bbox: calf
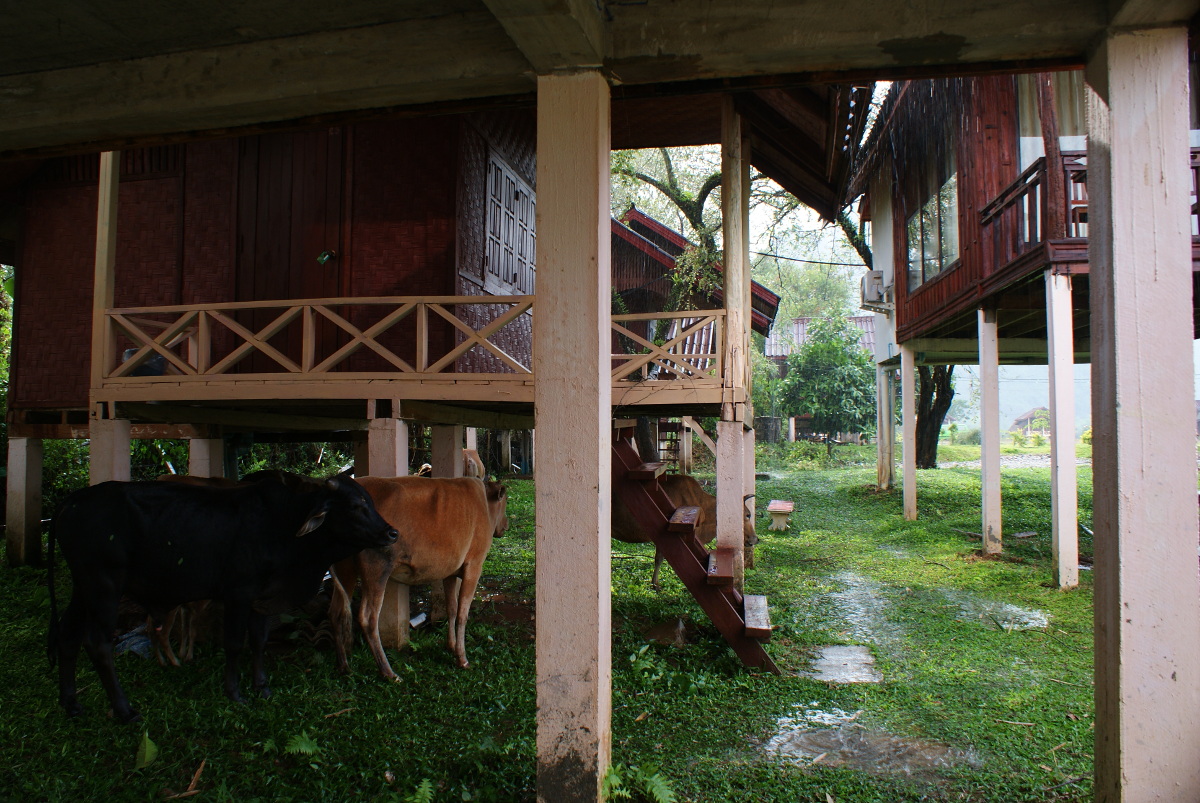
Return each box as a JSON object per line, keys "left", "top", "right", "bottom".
{"left": 48, "top": 471, "right": 396, "bottom": 723}
{"left": 329, "top": 476, "right": 508, "bottom": 679}
{"left": 612, "top": 473, "right": 758, "bottom": 588}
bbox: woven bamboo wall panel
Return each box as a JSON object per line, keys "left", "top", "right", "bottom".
{"left": 469, "top": 111, "right": 537, "bottom": 187}
{"left": 458, "top": 124, "right": 487, "bottom": 287}
{"left": 453, "top": 281, "right": 533, "bottom": 374}
{"left": 113, "top": 178, "right": 182, "bottom": 309}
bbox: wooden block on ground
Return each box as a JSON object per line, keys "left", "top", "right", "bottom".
{"left": 629, "top": 461, "right": 667, "bottom": 480}
{"left": 706, "top": 547, "right": 734, "bottom": 585}
{"left": 668, "top": 505, "right": 701, "bottom": 533}
{"left": 744, "top": 594, "right": 772, "bottom": 640}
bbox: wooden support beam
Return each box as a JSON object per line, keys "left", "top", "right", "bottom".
{"left": 533, "top": 70, "right": 612, "bottom": 803}
{"left": 1086, "top": 27, "right": 1200, "bottom": 800}
{"left": 876, "top": 366, "right": 895, "bottom": 491}
{"left": 187, "top": 438, "right": 225, "bottom": 479}
{"left": 366, "top": 418, "right": 409, "bottom": 479}
{"left": 1045, "top": 270, "right": 1078, "bottom": 589}
{"left": 716, "top": 420, "right": 746, "bottom": 590}
{"left": 978, "top": 308, "right": 1002, "bottom": 554}
{"left": 482, "top": 0, "right": 608, "bottom": 74}
{"left": 89, "top": 417, "right": 131, "bottom": 485}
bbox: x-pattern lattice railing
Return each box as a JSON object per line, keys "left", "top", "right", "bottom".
{"left": 609, "top": 310, "right": 724, "bottom": 384}
{"left": 104, "top": 296, "right": 535, "bottom": 380}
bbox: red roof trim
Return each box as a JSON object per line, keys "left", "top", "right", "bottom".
{"left": 611, "top": 219, "right": 676, "bottom": 270}
{"left": 621, "top": 207, "right": 691, "bottom": 251}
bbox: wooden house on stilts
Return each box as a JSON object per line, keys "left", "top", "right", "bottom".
{"left": 1, "top": 2, "right": 1198, "bottom": 798}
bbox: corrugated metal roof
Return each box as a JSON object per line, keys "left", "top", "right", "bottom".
{"left": 764, "top": 315, "right": 876, "bottom": 358}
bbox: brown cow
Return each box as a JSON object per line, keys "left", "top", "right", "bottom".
{"left": 329, "top": 476, "right": 509, "bottom": 679}
{"left": 612, "top": 473, "right": 758, "bottom": 589}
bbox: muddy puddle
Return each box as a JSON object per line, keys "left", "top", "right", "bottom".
{"left": 764, "top": 704, "right": 982, "bottom": 777}
{"left": 941, "top": 589, "right": 1048, "bottom": 631}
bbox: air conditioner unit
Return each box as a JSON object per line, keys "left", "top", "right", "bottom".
{"left": 860, "top": 270, "right": 894, "bottom": 313}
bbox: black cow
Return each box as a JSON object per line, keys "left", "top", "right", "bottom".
{"left": 47, "top": 470, "right": 397, "bottom": 723}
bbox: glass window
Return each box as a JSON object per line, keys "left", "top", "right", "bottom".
{"left": 906, "top": 171, "right": 959, "bottom": 287}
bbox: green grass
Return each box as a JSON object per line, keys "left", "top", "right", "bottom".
{"left": 1, "top": 470, "right": 1094, "bottom": 801}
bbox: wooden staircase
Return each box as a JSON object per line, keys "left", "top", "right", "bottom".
{"left": 612, "top": 436, "right": 779, "bottom": 673}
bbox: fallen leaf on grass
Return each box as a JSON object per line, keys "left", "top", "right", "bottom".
{"left": 162, "top": 759, "right": 205, "bottom": 799}
{"left": 136, "top": 730, "right": 159, "bottom": 770}
{"left": 810, "top": 752, "right": 828, "bottom": 765}
{"left": 634, "top": 711, "right": 649, "bottom": 722}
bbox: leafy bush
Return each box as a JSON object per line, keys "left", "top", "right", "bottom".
{"left": 1080, "top": 427, "right": 1093, "bottom": 445}
{"left": 1029, "top": 432, "right": 1046, "bottom": 448}
{"left": 1009, "top": 431, "right": 1027, "bottom": 448}
{"left": 957, "top": 427, "right": 982, "bottom": 445}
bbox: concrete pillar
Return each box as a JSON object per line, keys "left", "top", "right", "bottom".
{"left": 533, "top": 70, "right": 612, "bottom": 802}
{"left": 787, "top": 416, "right": 796, "bottom": 442}
{"left": 465, "top": 426, "right": 478, "bottom": 452}
{"left": 499, "top": 430, "right": 513, "bottom": 473}
{"left": 187, "top": 438, "right": 224, "bottom": 478}
{"left": 1045, "top": 270, "right": 1078, "bottom": 589}
{"left": 900, "top": 346, "right": 916, "bottom": 520}
{"left": 978, "top": 307, "right": 1002, "bottom": 554}
{"left": 366, "top": 417, "right": 409, "bottom": 477}
{"left": 89, "top": 418, "right": 131, "bottom": 484}
{"left": 743, "top": 425, "right": 756, "bottom": 570}
{"left": 1086, "top": 27, "right": 1200, "bottom": 800}
{"left": 431, "top": 424, "right": 464, "bottom": 478}
{"left": 717, "top": 420, "right": 747, "bottom": 589}
{"left": 876, "top": 366, "right": 895, "bottom": 491}
{"left": 6, "top": 437, "right": 43, "bottom": 566}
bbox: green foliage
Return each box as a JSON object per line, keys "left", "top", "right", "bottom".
{"left": 603, "top": 763, "right": 678, "bottom": 803}
{"left": 1029, "top": 432, "right": 1046, "bottom": 448}
{"left": 134, "top": 730, "right": 158, "bottom": 770}
{"left": 779, "top": 315, "right": 875, "bottom": 436}
{"left": 1080, "top": 427, "right": 1092, "bottom": 445}
{"left": 285, "top": 730, "right": 320, "bottom": 756}
{"left": 956, "top": 427, "right": 982, "bottom": 446}
{"left": 1010, "top": 431, "right": 1027, "bottom": 448}
{"left": 404, "top": 779, "right": 435, "bottom": 803}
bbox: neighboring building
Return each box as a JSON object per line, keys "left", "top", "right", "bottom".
{"left": 1009, "top": 406, "right": 1051, "bottom": 434}
{"left": 764, "top": 314, "right": 875, "bottom": 362}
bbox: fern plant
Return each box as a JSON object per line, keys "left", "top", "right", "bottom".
{"left": 602, "top": 763, "right": 678, "bottom": 803}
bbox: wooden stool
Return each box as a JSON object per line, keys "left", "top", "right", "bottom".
{"left": 767, "top": 500, "right": 794, "bottom": 531}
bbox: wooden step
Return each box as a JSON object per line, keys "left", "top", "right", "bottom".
{"left": 628, "top": 461, "right": 667, "bottom": 480}
{"left": 743, "top": 594, "right": 772, "bottom": 640}
{"left": 706, "top": 547, "right": 734, "bottom": 585}
{"left": 668, "top": 505, "right": 701, "bottom": 534}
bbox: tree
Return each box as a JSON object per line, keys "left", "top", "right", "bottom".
{"left": 779, "top": 315, "right": 875, "bottom": 445}
{"left": 916, "top": 365, "right": 954, "bottom": 468}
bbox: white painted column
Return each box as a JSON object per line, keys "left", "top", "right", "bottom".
{"left": 876, "top": 366, "right": 895, "bottom": 491}
{"left": 717, "top": 421, "right": 747, "bottom": 588}
{"left": 89, "top": 418, "right": 131, "bottom": 484}
{"left": 465, "top": 427, "right": 478, "bottom": 452}
{"left": 533, "top": 70, "right": 612, "bottom": 802}
{"left": 1086, "top": 27, "right": 1200, "bottom": 800}
{"left": 900, "top": 346, "right": 916, "bottom": 520}
{"left": 431, "top": 424, "right": 464, "bottom": 478}
{"left": 6, "top": 437, "right": 43, "bottom": 566}
{"left": 366, "top": 416, "right": 409, "bottom": 477}
{"left": 978, "top": 307, "right": 1002, "bottom": 554}
{"left": 1045, "top": 270, "right": 1078, "bottom": 589}
{"left": 187, "top": 438, "right": 224, "bottom": 478}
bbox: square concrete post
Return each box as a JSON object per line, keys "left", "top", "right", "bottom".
{"left": 876, "top": 366, "right": 895, "bottom": 491}
{"left": 717, "top": 420, "right": 747, "bottom": 589}
{"left": 431, "top": 424, "right": 464, "bottom": 478}
{"left": 533, "top": 70, "right": 612, "bottom": 802}
{"left": 366, "top": 416, "right": 409, "bottom": 477}
{"left": 1044, "top": 270, "right": 1078, "bottom": 589}
{"left": 679, "top": 423, "right": 693, "bottom": 474}
{"left": 978, "top": 307, "right": 1002, "bottom": 553}
{"left": 187, "top": 438, "right": 225, "bottom": 478}
{"left": 89, "top": 418, "right": 131, "bottom": 484}
{"left": 6, "top": 437, "right": 43, "bottom": 566}
{"left": 1086, "top": 27, "right": 1200, "bottom": 800}
{"left": 465, "top": 427, "right": 478, "bottom": 451}
{"left": 743, "top": 424, "right": 756, "bottom": 569}
{"left": 900, "top": 346, "right": 917, "bottom": 520}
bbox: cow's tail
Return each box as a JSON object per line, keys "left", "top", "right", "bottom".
{"left": 46, "top": 516, "right": 59, "bottom": 671}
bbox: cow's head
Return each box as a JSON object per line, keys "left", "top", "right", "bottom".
{"left": 486, "top": 481, "right": 510, "bottom": 538}
{"left": 295, "top": 471, "right": 397, "bottom": 547}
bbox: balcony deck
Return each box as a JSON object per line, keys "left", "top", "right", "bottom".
{"left": 83, "top": 296, "right": 741, "bottom": 430}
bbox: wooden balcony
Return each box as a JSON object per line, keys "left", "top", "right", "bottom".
{"left": 94, "top": 297, "right": 735, "bottom": 414}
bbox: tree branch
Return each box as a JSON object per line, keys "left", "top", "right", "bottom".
{"left": 836, "top": 211, "right": 873, "bottom": 269}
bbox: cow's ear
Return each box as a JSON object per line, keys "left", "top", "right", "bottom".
{"left": 297, "top": 506, "right": 329, "bottom": 537}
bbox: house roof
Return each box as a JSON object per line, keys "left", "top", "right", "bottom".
{"left": 764, "top": 314, "right": 876, "bottom": 357}
{"left": 615, "top": 208, "right": 781, "bottom": 336}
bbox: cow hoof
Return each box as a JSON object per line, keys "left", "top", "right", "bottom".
{"left": 256, "top": 686, "right": 272, "bottom": 700}
{"left": 63, "top": 701, "right": 85, "bottom": 718}
{"left": 116, "top": 708, "right": 142, "bottom": 724}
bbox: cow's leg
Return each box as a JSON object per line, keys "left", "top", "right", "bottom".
{"left": 328, "top": 561, "right": 357, "bottom": 675}
{"left": 79, "top": 591, "right": 139, "bottom": 723}
{"left": 442, "top": 575, "right": 462, "bottom": 660}
{"left": 54, "top": 598, "right": 88, "bottom": 718}
{"left": 151, "top": 607, "right": 182, "bottom": 667}
{"left": 651, "top": 548, "right": 663, "bottom": 592}
{"left": 248, "top": 610, "right": 271, "bottom": 699}
{"left": 356, "top": 562, "right": 399, "bottom": 681}
{"left": 222, "top": 603, "right": 250, "bottom": 702}
{"left": 449, "top": 567, "right": 484, "bottom": 669}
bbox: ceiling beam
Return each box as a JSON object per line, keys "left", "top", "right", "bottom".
{"left": 482, "top": 0, "right": 609, "bottom": 74}
{"left": 0, "top": 16, "right": 531, "bottom": 156}
{"left": 1108, "top": 0, "right": 1200, "bottom": 28}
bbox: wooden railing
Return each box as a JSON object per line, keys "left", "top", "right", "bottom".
{"left": 979, "top": 151, "right": 1088, "bottom": 277}
{"left": 610, "top": 310, "right": 724, "bottom": 384}
{"left": 103, "top": 296, "right": 535, "bottom": 382}
{"left": 99, "top": 297, "right": 727, "bottom": 394}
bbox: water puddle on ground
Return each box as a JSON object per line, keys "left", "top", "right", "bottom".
{"left": 942, "top": 589, "right": 1049, "bottom": 631}
{"left": 828, "top": 572, "right": 906, "bottom": 652}
{"left": 764, "top": 704, "right": 983, "bottom": 777}
{"left": 798, "top": 645, "right": 882, "bottom": 684}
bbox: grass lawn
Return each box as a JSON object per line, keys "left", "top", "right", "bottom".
{"left": 0, "top": 465, "right": 1093, "bottom": 802}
